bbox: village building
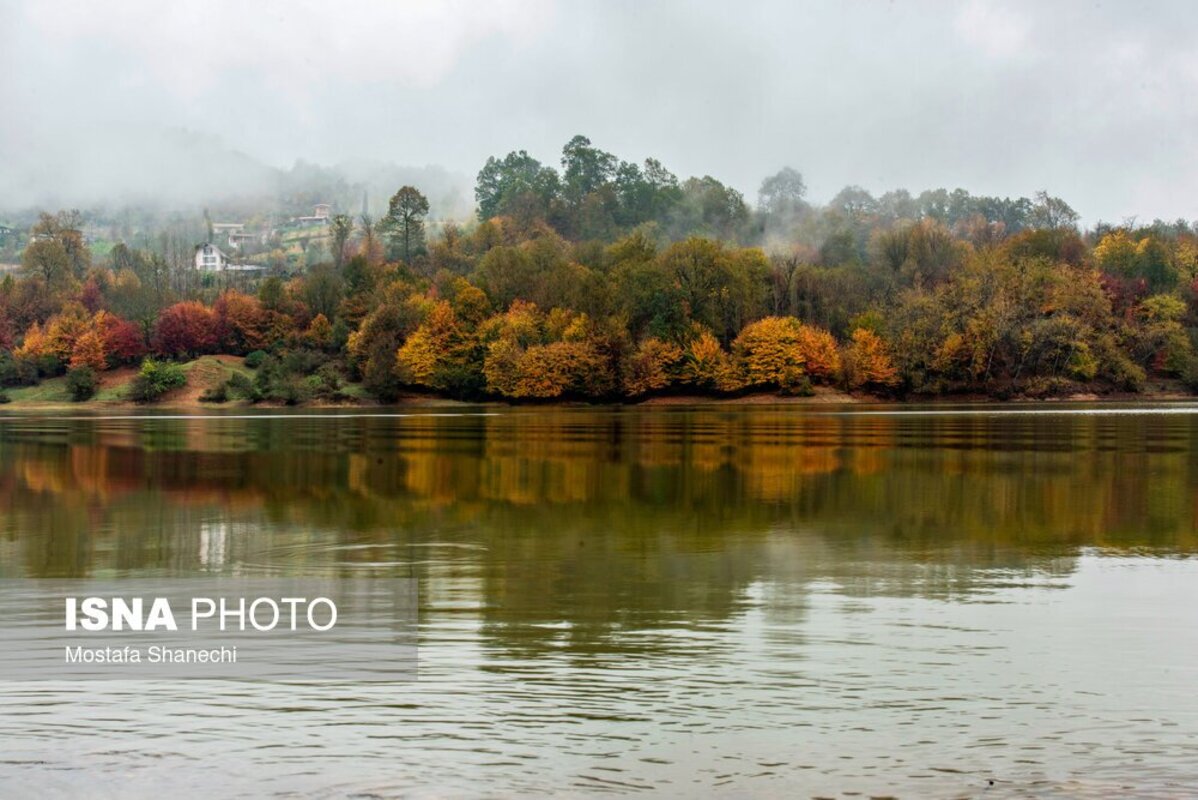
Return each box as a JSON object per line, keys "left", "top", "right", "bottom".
{"left": 293, "top": 203, "right": 332, "bottom": 227}
{"left": 209, "top": 221, "right": 273, "bottom": 251}
{"left": 194, "top": 242, "right": 229, "bottom": 271}
{"left": 211, "top": 222, "right": 244, "bottom": 237}
{"left": 194, "top": 242, "right": 264, "bottom": 273}
{"left": 227, "top": 230, "right": 262, "bottom": 248}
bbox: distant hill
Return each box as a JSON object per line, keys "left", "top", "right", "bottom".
{"left": 0, "top": 127, "right": 473, "bottom": 224}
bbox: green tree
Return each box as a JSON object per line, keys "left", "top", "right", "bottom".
{"left": 383, "top": 186, "right": 430, "bottom": 264}
{"left": 474, "top": 150, "right": 561, "bottom": 223}
{"left": 561, "top": 135, "right": 617, "bottom": 205}
{"left": 671, "top": 177, "right": 750, "bottom": 241}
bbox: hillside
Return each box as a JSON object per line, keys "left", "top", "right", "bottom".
{"left": 1, "top": 356, "right": 370, "bottom": 409}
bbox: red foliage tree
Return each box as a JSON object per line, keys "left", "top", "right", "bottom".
{"left": 1101, "top": 274, "right": 1148, "bottom": 321}
{"left": 152, "top": 301, "right": 219, "bottom": 358}
{"left": 79, "top": 277, "right": 105, "bottom": 314}
{"left": 94, "top": 311, "right": 146, "bottom": 365}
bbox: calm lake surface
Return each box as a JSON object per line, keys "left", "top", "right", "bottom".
{"left": 1, "top": 404, "right": 1197, "bottom": 798}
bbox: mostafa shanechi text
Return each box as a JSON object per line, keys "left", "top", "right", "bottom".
{"left": 0, "top": 579, "right": 417, "bottom": 682}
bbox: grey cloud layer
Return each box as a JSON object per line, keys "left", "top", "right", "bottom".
{"left": 1, "top": 0, "right": 1194, "bottom": 223}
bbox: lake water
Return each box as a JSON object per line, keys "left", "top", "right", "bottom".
{"left": 1, "top": 405, "right": 1197, "bottom": 798}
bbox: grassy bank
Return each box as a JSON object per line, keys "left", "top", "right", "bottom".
{"left": 0, "top": 356, "right": 365, "bottom": 410}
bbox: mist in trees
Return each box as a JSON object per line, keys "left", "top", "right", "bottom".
{"left": 5, "top": 132, "right": 1198, "bottom": 408}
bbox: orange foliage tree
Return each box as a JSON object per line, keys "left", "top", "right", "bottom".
{"left": 794, "top": 324, "right": 841, "bottom": 383}
{"left": 623, "top": 338, "right": 683, "bottom": 396}
{"left": 843, "top": 328, "right": 900, "bottom": 390}
{"left": 213, "top": 291, "right": 267, "bottom": 354}
{"left": 69, "top": 330, "right": 107, "bottom": 371}
{"left": 14, "top": 304, "right": 92, "bottom": 369}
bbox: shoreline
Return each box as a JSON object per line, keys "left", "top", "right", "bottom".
{"left": 3, "top": 384, "right": 1196, "bottom": 413}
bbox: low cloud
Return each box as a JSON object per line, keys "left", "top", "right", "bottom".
{"left": 2, "top": 0, "right": 1197, "bottom": 224}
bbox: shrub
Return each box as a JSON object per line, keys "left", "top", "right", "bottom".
{"left": 199, "top": 384, "right": 228, "bottom": 403}
{"left": 1181, "top": 355, "right": 1198, "bottom": 394}
{"left": 0, "top": 353, "right": 38, "bottom": 388}
{"left": 253, "top": 355, "right": 281, "bottom": 398}
{"left": 315, "top": 363, "right": 343, "bottom": 392}
{"left": 244, "top": 350, "right": 268, "bottom": 369}
{"left": 432, "top": 364, "right": 486, "bottom": 400}
{"left": 66, "top": 366, "right": 99, "bottom": 401}
{"left": 30, "top": 353, "right": 65, "bottom": 379}
{"left": 275, "top": 376, "right": 311, "bottom": 406}
{"left": 128, "top": 359, "right": 187, "bottom": 403}
{"left": 249, "top": 355, "right": 317, "bottom": 404}
{"left": 779, "top": 376, "right": 815, "bottom": 397}
{"left": 225, "top": 372, "right": 262, "bottom": 402}
{"left": 282, "top": 347, "right": 327, "bottom": 376}
{"left": 0, "top": 390, "right": 10, "bottom": 404}
{"left": 1021, "top": 376, "right": 1077, "bottom": 398}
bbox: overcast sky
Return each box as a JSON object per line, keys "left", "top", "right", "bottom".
{"left": 2, "top": 0, "right": 1196, "bottom": 223}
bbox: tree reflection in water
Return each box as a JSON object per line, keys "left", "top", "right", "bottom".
{"left": 2, "top": 406, "right": 1197, "bottom": 659}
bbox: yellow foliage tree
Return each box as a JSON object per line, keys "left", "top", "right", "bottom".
{"left": 44, "top": 304, "right": 92, "bottom": 363}
{"left": 843, "top": 328, "right": 900, "bottom": 390}
{"left": 395, "top": 328, "right": 440, "bottom": 386}
{"left": 396, "top": 301, "right": 470, "bottom": 389}
{"left": 14, "top": 322, "right": 50, "bottom": 362}
{"left": 731, "top": 316, "right": 807, "bottom": 389}
{"left": 681, "top": 329, "right": 734, "bottom": 391}
{"left": 1093, "top": 230, "right": 1137, "bottom": 274}
{"left": 449, "top": 279, "right": 491, "bottom": 327}
{"left": 483, "top": 338, "right": 523, "bottom": 397}
{"left": 480, "top": 299, "right": 543, "bottom": 347}
{"left": 305, "top": 313, "right": 333, "bottom": 349}
{"left": 512, "top": 341, "right": 605, "bottom": 399}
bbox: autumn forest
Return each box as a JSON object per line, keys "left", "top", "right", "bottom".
{"left": 2, "top": 134, "right": 1197, "bottom": 406}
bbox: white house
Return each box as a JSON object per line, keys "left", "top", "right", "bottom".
{"left": 194, "top": 243, "right": 264, "bottom": 273}
{"left": 195, "top": 242, "right": 229, "bottom": 271}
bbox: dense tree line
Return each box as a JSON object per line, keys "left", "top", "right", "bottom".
{"left": 4, "top": 136, "right": 1198, "bottom": 404}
